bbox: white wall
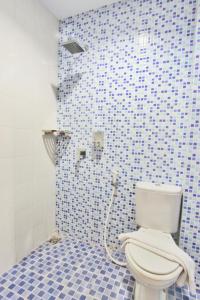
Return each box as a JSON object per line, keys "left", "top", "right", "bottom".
{"left": 0, "top": 0, "right": 58, "bottom": 273}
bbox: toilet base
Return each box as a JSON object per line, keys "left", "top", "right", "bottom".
{"left": 134, "top": 282, "right": 167, "bottom": 300}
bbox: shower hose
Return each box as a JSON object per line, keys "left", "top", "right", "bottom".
{"left": 103, "top": 183, "right": 127, "bottom": 267}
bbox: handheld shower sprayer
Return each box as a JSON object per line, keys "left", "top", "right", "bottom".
{"left": 111, "top": 170, "right": 118, "bottom": 187}
{"left": 104, "top": 170, "right": 127, "bottom": 267}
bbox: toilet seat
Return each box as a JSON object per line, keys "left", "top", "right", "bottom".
{"left": 127, "top": 244, "right": 179, "bottom": 275}
{"left": 124, "top": 228, "right": 183, "bottom": 290}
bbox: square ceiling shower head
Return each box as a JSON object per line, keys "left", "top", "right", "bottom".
{"left": 63, "top": 40, "right": 85, "bottom": 54}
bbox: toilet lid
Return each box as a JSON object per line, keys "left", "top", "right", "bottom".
{"left": 126, "top": 244, "right": 180, "bottom": 275}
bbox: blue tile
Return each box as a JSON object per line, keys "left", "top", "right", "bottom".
{"left": 0, "top": 239, "right": 199, "bottom": 299}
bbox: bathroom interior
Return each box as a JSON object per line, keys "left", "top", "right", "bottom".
{"left": 0, "top": 0, "right": 200, "bottom": 299}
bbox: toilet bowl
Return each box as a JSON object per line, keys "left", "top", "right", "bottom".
{"left": 121, "top": 182, "right": 184, "bottom": 300}
{"left": 124, "top": 228, "right": 183, "bottom": 300}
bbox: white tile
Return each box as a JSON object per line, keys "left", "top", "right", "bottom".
{"left": 0, "top": 127, "right": 14, "bottom": 159}
{"left": 14, "top": 157, "right": 34, "bottom": 185}
{"left": 0, "top": 92, "right": 14, "bottom": 127}
{"left": 0, "top": 188, "right": 15, "bottom": 274}
{"left": 13, "top": 129, "right": 34, "bottom": 158}
{"left": 0, "top": 158, "right": 14, "bottom": 189}
{"left": 14, "top": 182, "right": 34, "bottom": 213}
{"left": 15, "top": 231, "right": 34, "bottom": 262}
{"left": 0, "top": 0, "right": 57, "bottom": 269}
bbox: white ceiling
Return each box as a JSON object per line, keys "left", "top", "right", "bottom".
{"left": 40, "top": 0, "right": 118, "bottom": 19}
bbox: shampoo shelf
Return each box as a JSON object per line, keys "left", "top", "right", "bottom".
{"left": 42, "top": 129, "right": 71, "bottom": 165}
{"left": 42, "top": 129, "right": 72, "bottom": 137}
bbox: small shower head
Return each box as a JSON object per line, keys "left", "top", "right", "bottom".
{"left": 63, "top": 40, "right": 86, "bottom": 54}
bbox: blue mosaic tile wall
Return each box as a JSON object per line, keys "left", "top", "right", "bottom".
{"left": 57, "top": 0, "right": 200, "bottom": 287}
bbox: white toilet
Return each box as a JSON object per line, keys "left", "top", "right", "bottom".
{"left": 124, "top": 182, "right": 183, "bottom": 300}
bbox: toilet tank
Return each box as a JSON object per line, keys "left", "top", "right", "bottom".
{"left": 135, "top": 182, "right": 182, "bottom": 233}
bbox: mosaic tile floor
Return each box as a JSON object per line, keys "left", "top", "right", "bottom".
{"left": 0, "top": 239, "right": 199, "bottom": 300}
